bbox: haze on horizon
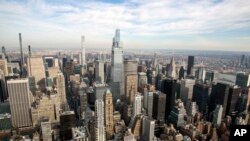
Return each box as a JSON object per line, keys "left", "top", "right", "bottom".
{"left": 0, "top": 0, "right": 250, "bottom": 52}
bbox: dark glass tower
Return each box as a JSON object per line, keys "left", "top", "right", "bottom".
{"left": 187, "top": 56, "right": 194, "bottom": 76}
{"left": 179, "top": 66, "right": 185, "bottom": 80}
{"left": 161, "top": 78, "right": 177, "bottom": 120}
{"left": 225, "top": 86, "right": 241, "bottom": 116}
{"left": 153, "top": 91, "right": 166, "bottom": 124}
{"left": 209, "top": 83, "right": 229, "bottom": 118}
{"left": 192, "top": 83, "right": 211, "bottom": 114}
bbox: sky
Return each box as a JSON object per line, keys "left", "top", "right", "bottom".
{"left": 0, "top": 0, "right": 250, "bottom": 51}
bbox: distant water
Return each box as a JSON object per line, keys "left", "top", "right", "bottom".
{"left": 217, "top": 73, "right": 236, "bottom": 85}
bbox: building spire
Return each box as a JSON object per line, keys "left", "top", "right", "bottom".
{"left": 168, "top": 56, "right": 176, "bottom": 78}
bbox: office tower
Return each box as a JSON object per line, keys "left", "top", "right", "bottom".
{"left": 124, "top": 60, "right": 138, "bottom": 104}
{"left": 7, "top": 79, "right": 32, "bottom": 128}
{"left": 186, "top": 101, "right": 199, "bottom": 117}
{"left": 153, "top": 91, "right": 166, "bottom": 124}
{"left": 104, "top": 89, "right": 114, "bottom": 140}
{"left": 81, "top": 36, "right": 86, "bottom": 66}
{"left": 104, "top": 62, "right": 112, "bottom": 83}
{"left": 179, "top": 79, "right": 195, "bottom": 106}
{"left": 142, "top": 116, "right": 155, "bottom": 141}
{"left": 56, "top": 72, "right": 67, "bottom": 110}
{"left": 161, "top": 78, "right": 177, "bottom": 120}
{"left": 192, "top": 83, "right": 210, "bottom": 114}
{"left": 147, "top": 68, "right": 155, "bottom": 85}
{"left": 62, "top": 57, "right": 67, "bottom": 71}
{"left": 213, "top": 105, "right": 223, "bottom": 127}
{"left": 123, "top": 104, "right": 133, "bottom": 126}
{"left": 0, "top": 113, "right": 11, "bottom": 131}
{"left": 94, "top": 83, "right": 108, "bottom": 101}
{"left": 95, "top": 60, "right": 105, "bottom": 83}
{"left": 205, "top": 71, "right": 218, "bottom": 83}
{"left": 138, "top": 72, "right": 148, "bottom": 92}
{"left": 236, "top": 94, "right": 248, "bottom": 113}
{"left": 147, "top": 92, "right": 154, "bottom": 118}
{"left": 133, "top": 93, "right": 142, "bottom": 116}
{"left": 241, "top": 54, "right": 245, "bottom": 66}
{"left": 155, "top": 73, "right": 164, "bottom": 90}
{"left": 168, "top": 100, "right": 186, "bottom": 127}
{"left": 0, "top": 72, "right": 7, "bottom": 102}
{"left": 60, "top": 111, "right": 76, "bottom": 140}
{"left": 1, "top": 46, "right": 6, "bottom": 57}
{"left": 27, "top": 56, "right": 46, "bottom": 90}
{"left": 131, "top": 115, "right": 142, "bottom": 137}
{"left": 236, "top": 73, "right": 250, "bottom": 89}
{"left": 196, "top": 66, "right": 206, "bottom": 82}
{"left": 111, "top": 29, "right": 124, "bottom": 102}
{"left": 225, "top": 86, "right": 241, "bottom": 116}
{"left": 209, "top": 83, "right": 229, "bottom": 118}
{"left": 179, "top": 66, "right": 185, "bottom": 80}
{"left": 79, "top": 90, "right": 88, "bottom": 119}
{"left": 41, "top": 121, "right": 52, "bottom": 141}
{"left": 0, "top": 54, "right": 8, "bottom": 77}
{"left": 95, "top": 99, "right": 106, "bottom": 141}
{"left": 45, "top": 57, "right": 54, "bottom": 67}
{"left": 31, "top": 95, "right": 60, "bottom": 126}
{"left": 167, "top": 56, "right": 176, "bottom": 78}
{"left": 187, "top": 56, "right": 194, "bottom": 76}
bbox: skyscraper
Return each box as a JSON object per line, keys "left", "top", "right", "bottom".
{"left": 179, "top": 66, "right": 185, "bottom": 80}
{"left": 167, "top": 56, "right": 176, "bottom": 78}
{"left": 95, "top": 99, "right": 106, "bottom": 141}
{"left": 152, "top": 91, "right": 166, "bottom": 124}
{"left": 56, "top": 72, "right": 67, "bottom": 110}
{"left": 235, "top": 73, "right": 250, "bottom": 89}
{"left": 133, "top": 93, "right": 142, "bottom": 117}
{"left": 192, "top": 83, "right": 211, "bottom": 114}
{"left": 104, "top": 89, "right": 114, "bottom": 140}
{"left": 168, "top": 100, "right": 186, "bottom": 127}
{"left": 187, "top": 56, "right": 194, "bottom": 76}
{"left": 27, "top": 55, "right": 46, "bottom": 90}
{"left": 179, "top": 79, "right": 195, "bottom": 106}
{"left": 95, "top": 60, "right": 105, "bottom": 83}
{"left": 142, "top": 116, "right": 156, "bottom": 141}
{"left": 0, "top": 71, "right": 7, "bottom": 102}
{"left": 111, "top": 29, "right": 124, "bottom": 102}
{"left": 60, "top": 111, "right": 76, "bottom": 140}
{"left": 0, "top": 53, "right": 8, "bottom": 76}
{"left": 147, "top": 92, "right": 154, "bottom": 118}
{"left": 79, "top": 90, "right": 88, "bottom": 119}
{"left": 161, "top": 78, "right": 177, "bottom": 120}
{"left": 225, "top": 85, "right": 241, "bottom": 116}
{"left": 209, "top": 83, "right": 229, "bottom": 118}
{"left": 81, "top": 36, "right": 86, "bottom": 66}
{"left": 213, "top": 105, "right": 223, "bottom": 127}
{"left": 241, "top": 54, "right": 245, "bottom": 66}
{"left": 138, "top": 72, "right": 148, "bottom": 92}
{"left": 7, "top": 79, "right": 32, "bottom": 128}
{"left": 196, "top": 66, "right": 206, "bottom": 82}
{"left": 124, "top": 60, "right": 138, "bottom": 104}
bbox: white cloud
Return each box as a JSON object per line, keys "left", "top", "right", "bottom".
{"left": 0, "top": 0, "right": 250, "bottom": 51}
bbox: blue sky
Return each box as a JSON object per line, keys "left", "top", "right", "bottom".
{"left": 0, "top": 0, "right": 250, "bottom": 51}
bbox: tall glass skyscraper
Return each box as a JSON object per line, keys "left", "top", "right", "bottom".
{"left": 111, "top": 29, "right": 124, "bottom": 103}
